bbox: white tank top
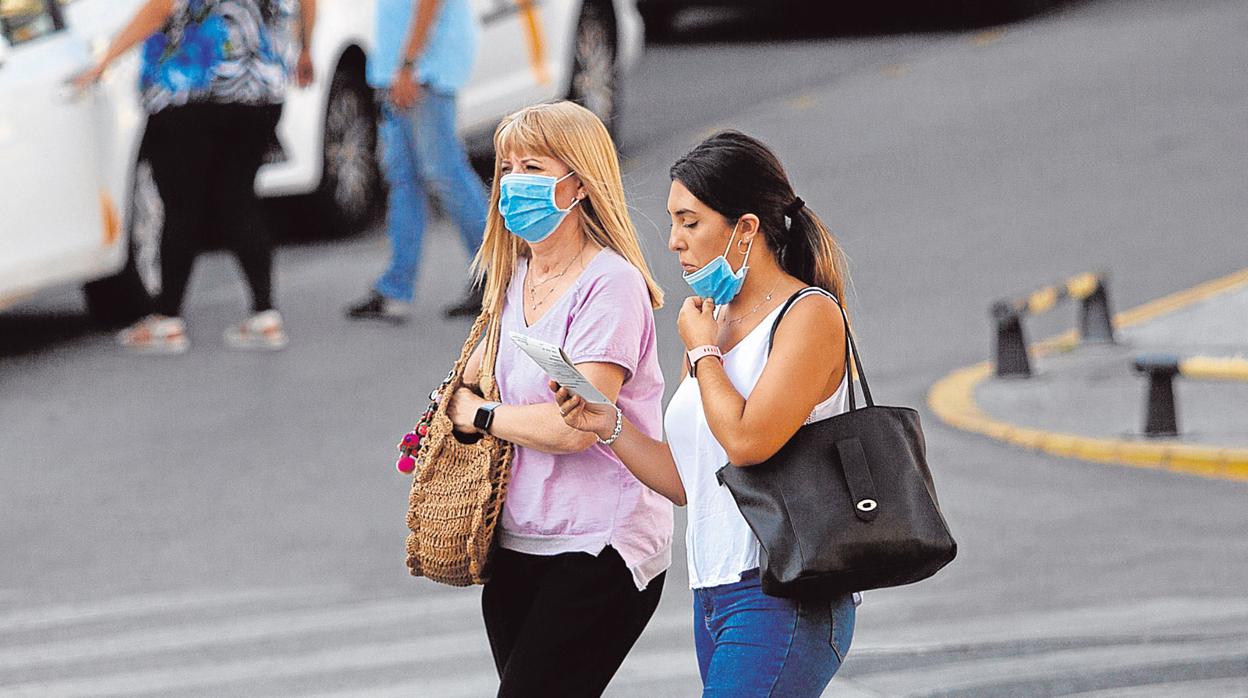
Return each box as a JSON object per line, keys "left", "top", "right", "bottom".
{"left": 664, "top": 289, "right": 850, "bottom": 589}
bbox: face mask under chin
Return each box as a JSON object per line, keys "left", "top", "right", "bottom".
{"left": 682, "top": 220, "right": 752, "bottom": 305}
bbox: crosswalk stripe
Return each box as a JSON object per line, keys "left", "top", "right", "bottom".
{"left": 0, "top": 632, "right": 490, "bottom": 697}
{"left": 855, "top": 596, "right": 1248, "bottom": 650}
{"left": 0, "top": 593, "right": 484, "bottom": 672}
{"left": 0, "top": 586, "right": 349, "bottom": 634}
{"left": 860, "top": 636, "right": 1248, "bottom": 694}
{"left": 1066, "top": 677, "right": 1248, "bottom": 697}
{"left": 0, "top": 603, "right": 693, "bottom": 695}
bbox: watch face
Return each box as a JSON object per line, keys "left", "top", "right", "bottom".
{"left": 474, "top": 404, "right": 494, "bottom": 432}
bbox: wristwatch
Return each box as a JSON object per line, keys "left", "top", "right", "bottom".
{"left": 686, "top": 345, "right": 723, "bottom": 378}
{"left": 473, "top": 402, "right": 502, "bottom": 434}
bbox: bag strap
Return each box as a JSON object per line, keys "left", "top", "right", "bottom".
{"left": 767, "top": 287, "right": 874, "bottom": 410}
{"left": 451, "top": 308, "right": 502, "bottom": 398}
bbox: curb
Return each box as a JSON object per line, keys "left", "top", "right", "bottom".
{"left": 928, "top": 267, "right": 1248, "bottom": 482}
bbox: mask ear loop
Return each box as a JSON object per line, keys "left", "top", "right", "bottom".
{"left": 553, "top": 171, "right": 582, "bottom": 213}
{"left": 721, "top": 219, "right": 741, "bottom": 258}
{"left": 730, "top": 219, "right": 753, "bottom": 273}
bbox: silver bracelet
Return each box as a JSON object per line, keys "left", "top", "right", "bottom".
{"left": 599, "top": 405, "right": 623, "bottom": 446}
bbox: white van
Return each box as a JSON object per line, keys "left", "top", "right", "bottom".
{"left": 0, "top": 0, "right": 643, "bottom": 323}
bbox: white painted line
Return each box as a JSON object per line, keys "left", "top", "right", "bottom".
{"left": 1067, "top": 676, "right": 1248, "bottom": 697}
{"left": 0, "top": 603, "right": 694, "bottom": 696}
{"left": 0, "top": 632, "right": 491, "bottom": 697}
{"left": 864, "top": 637, "right": 1248, "bottom": 695}
{"left": 853, "top": 596, "right": 1248, "bottom": 651}
{"left": 0, "top": 586, "right": 349, "bottom": 634}
{"left": 0, "top": 593, "right": 485, "bottom": 672}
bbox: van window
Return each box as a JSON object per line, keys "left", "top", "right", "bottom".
{"left": 0, "top": 0, "right": 61, "bottom": 47}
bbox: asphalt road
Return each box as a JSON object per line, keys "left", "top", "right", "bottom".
{"left": 3, "top": 0, "right": 1248, "bottom": 695}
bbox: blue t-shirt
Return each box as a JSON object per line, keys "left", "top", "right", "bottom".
{"left": 366, "top": 0, "right": 477, "bottom": 93}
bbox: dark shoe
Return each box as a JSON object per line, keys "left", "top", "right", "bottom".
{"left": 346, "top": 291, "right": 410, "bottom": 323}
{"left": 443, "top": 285, "right": 485, "bottom": 319}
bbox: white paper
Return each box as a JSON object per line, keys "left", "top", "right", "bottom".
{"left": 509, "top": 331, "right": 614, "bottom": 405}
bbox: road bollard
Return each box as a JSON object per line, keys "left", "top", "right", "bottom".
{"left": 1078, "top": 276, "right": 1115, "bottom": 343}
{"left": 993, "top": 301, "right": 1032, "bottom": 378}
{"left": 991, "top": 272, "right": 1115, "bottom": 378}
{"left": 1133, "top": 354, "right": 1180, "bottom": 437}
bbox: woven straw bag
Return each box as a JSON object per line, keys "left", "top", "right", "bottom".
{"left": 403, "top": 310, "right": 514, "bottom": 586}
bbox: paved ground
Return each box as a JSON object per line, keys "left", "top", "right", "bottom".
{"left": 3, "top": 0, "right": 1248, "bottom": 695}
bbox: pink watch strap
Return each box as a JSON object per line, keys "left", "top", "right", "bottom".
{"left": 687, "top": 345, "right": 723, "bottom": 377}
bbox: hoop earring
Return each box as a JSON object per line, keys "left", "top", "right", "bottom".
{"left": 736, "top": 237, "right": 751, "bottom": 255}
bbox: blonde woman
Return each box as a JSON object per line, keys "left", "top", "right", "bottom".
{"left": 553, "top": 131, "right": 858, "bottom": 696}
{"left": 444, "top": 101, "right": 672, "bottom": 696}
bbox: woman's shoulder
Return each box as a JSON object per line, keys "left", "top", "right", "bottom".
{"left": 569, "top": 248, "right": 652, "bottom": 316}
{"left": 774, "top": 286, "right": 845, "bottom": 337}
{"left": 582, "top": 248, "right": 648, "bottom": 292}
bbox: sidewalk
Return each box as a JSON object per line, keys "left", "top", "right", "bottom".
{"left": 930, "top": 269, "right": 1248, "bottom": 480}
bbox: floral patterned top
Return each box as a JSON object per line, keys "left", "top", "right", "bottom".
{"left": 140, "top": 0, "right": 294, "bottom": 113}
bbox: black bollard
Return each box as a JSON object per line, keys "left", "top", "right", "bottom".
{"left": 1079, "top": 278, "right": 1115, "bottom": 344}
{"left": 1133, "top": 354, "right": 1180, "bottom": 437}
{"left": 993, "top": 302, "right": 1031, "bottom": 378}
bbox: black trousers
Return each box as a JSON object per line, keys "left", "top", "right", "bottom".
{"left": 481, "top": 546, "right": 665, "bottom": 697}
{"left": 145, "top": 102, "right": 282, "bottom": 317}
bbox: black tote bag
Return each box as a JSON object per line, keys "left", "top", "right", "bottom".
{"left": 716, "top": 288, "right": 957, "bottom": 599}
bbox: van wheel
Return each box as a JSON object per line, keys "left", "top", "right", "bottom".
{"left": 83, "top": 160, "right": 162, "bottom": 327}
{"left": 568, "top": 2, "right": 620, "bottom": 135}
{"left": 638, "top": 5, "right": 676, "bottom": 42}
{"left": 315, "top": 66, "right": 381, "bottom": 236}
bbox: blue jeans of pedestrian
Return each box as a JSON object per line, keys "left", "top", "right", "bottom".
{"left": 375, "top": 89, "right": 487, "bottom": 302}
{"left": 693, "top": 569, "right": 856, "bottom": 697}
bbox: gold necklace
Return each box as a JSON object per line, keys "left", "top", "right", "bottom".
{"left": 527, "top": 242, "right": 585, "bottom": 311}
{"left": 722, "top": 278, "right": 782, "bottom": 326}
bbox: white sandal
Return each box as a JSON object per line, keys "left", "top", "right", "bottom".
{"left": 117, "top": 315, "right": 190, "bottom": 355}
{"left": 224, "top": 309, "right": 288, "bottom": 351}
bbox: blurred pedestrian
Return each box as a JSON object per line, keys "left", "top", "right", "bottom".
{"left": 74, "top": 0, "right": 316, "bottom": 354}
{"left": 443, "top": 101, "right": 672, "bottom": 696}
{"left": 345, "top": 0, "right": 488, "bottom": 323}
{"left": 553, "top": 131, "right": 859, "bottom": 696}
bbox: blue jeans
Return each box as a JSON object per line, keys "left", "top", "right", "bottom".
{"left": 693, "top": 570, "right": 856, "bottom": 697}
{"left": 374, "top": 90, "right": 487, "bottom": 302}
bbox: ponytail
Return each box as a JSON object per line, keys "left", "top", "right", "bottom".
{"left": 783, "top": 205, "right": 847, "bottom": 302}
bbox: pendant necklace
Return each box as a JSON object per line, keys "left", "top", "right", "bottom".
{"left": 528, "top": 241, "right": 585, "bottom": 311}
{"left": 722, "top": 277, "right": 782, "bottom": 326}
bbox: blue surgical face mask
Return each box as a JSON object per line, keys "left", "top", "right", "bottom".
{"left": 682, "top": 220, "right": 752, "bottom": 305}
{"left": 497, "top": 171, "right": 581, "bottom": 244}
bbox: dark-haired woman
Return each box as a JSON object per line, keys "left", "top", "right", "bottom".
{"left": 552, "top": 130, "right": 858, "bottom": 696}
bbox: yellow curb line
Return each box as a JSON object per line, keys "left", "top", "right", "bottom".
{"left": 928, "top": 267, "right": 1248, "bottom": 483}
{"left": 1179, "top": 356, "right": 1248, "bottom": 382}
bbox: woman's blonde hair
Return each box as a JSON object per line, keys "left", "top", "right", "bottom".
{"left": 472, "top": 101, "right": 664, "bottom": 316}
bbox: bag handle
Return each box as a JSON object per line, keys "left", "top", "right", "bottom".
{"left": 767, "top": 287, "right": 873, "bottom": 410}
{"left": 450, "top": 307, "right": 503, "bottom": 399}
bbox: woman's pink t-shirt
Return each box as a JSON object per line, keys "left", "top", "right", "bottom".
{"left": 494, "top": 249, "right": 673, "bottom": 590}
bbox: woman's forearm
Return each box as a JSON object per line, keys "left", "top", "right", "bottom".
{"left": 488, "top": 402, "right": 597, "bottom": 455}
{"left": 692, "top": 358, "right": 758, "bottom": 463}
{"left": 601, "top": 418, "right": 686, "bottom": 506}
{"left": 298, "top": 0, "right": 317, "bottom": 49}
{"left": 99, "top": 0, "right": 175, "bottom": 69}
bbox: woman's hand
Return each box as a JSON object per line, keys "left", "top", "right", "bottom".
{"left": 678, "top": 296, "right": 718, "bottom": 350}
{"left": 69, "top": 62, "right": 107, "bottom": 93}
{"left": 447, "top": 386, "right": 484, "bottom": 434}
{"left": 294, "top": 48, "right": 315, "bottom": 88}
{"left": 550, "top": 381, "right": 616, "bottom": 441}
